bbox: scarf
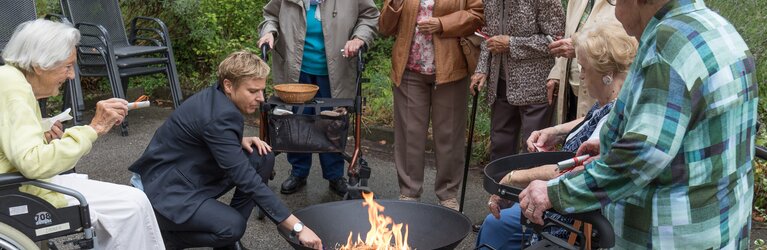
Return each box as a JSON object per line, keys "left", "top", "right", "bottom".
{"left": 305, "top": 0, "right": 325, "bottom": 21}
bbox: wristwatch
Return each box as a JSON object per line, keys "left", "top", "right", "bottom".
{"left": 291, "top": 221, "right": 304, "bottom": 237}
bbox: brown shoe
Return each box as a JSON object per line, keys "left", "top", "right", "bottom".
{"left": 398, "top": 194, "right": 419, "bottom": 201}
{"left": 439, "top": 198, "right": 459, "bottom": 211}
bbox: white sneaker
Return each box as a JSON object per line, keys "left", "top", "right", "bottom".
{"left": 398, "top": 194, "right": 419, "bottom": 201}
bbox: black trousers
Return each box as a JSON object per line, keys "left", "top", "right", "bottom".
{"left": 156, "top": 151, "right": 275, "bottom": 248}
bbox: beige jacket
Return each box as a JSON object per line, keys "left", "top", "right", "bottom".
{"left": 259, "top": 0, "right": 380, "bottom": 99}
{"left": 378, "top": 0, "right": 484, "bottom": 86}
{"left": 548, "top": 0, "right": 616, "bottom": 122}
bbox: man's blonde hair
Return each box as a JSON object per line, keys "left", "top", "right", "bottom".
{"left": 217, "top": 50, "right": 270, "bottom": 88}
{"left": 573, "top": 21, "right": 638, "bottom": 74}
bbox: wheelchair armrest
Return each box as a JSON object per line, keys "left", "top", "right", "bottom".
{"left": 756, "top": 145, "right": 767, "bottom": 160}
{"left": 0, "top": 173, "right": 88, "bottom": 207}
{"left": 564, "top": 210, "right": 615, "bottom": 249}
{"left": 0, "top": 172, "right": 30, "bottom": 186}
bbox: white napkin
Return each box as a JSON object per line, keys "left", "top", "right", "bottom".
{"left": 41, "top": 108, "right": 73, "bottom": 130}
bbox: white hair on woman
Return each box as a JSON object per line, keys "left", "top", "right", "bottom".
{"left": 1, "top": 19, "right": 80, "bottom": 72}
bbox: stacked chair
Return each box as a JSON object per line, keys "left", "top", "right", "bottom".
{"left": 60, "top": 0, "right": 184, "bottom": 136}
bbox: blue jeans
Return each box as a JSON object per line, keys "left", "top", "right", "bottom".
{"left": 476, "top": 204, "right": 531, "bottom": 250}
{"left": 286, "top": 72, "right": 344, "bottom": 180}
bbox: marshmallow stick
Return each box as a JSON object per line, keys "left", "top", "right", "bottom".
{"left": 557, "top": 154, "right": 590, "bottom": 171}
{"left": 127, "top": 101, "right": 150, "bottom": 110}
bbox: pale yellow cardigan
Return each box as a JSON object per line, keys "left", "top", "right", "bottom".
{"left": 0, "top": 65, "right": 98, "bottom": 208}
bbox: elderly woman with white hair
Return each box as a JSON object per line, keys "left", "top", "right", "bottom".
{"left": 0, "top": 19, "right": 165, "bottom": 249}
{"left": 476, "top": 22, "right": 636, "bottom": 250}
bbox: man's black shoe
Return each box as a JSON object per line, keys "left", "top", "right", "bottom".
{"left": 213, "top": 241, "right": 249, "bottom": 250}
{"left": 328, "top": 177, "right": 348, "bottom": 196}
{"left": 280, "top": 175, "right": 306, "bottom": 194}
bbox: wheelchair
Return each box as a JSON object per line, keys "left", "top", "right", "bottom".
{"left": 0, "top": 173, "right": 94, "bottom": 250}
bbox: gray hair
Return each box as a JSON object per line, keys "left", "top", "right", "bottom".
{"left": 1, "top": 19, "right": 80, "bottom": 72}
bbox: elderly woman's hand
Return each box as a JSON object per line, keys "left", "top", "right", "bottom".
{"left": 417, "top": 17, "right": 442, "bottom": 34}
{"left": 526, "top": 126, "right": 563, "bottom": 152}
{"left": 519, "top": 180, "right": 553, "bottom": 225}
{"left": 487, "top": 195, "right": 512, "bottom": 219}
{"left": 258, "top": 32, "right": 275, "bottom": 49}
{"left": 548, "top": 38, "right": 575, "bottom": 58}
{"left": 44, "top": 121, "right": 64, "bottom": 143}
{"left": 343, "top": 38, "right": 365, "bottom": 58}
{"left": 546, "top": 79, "right": 558, "bottom": 105}
{"left": 470, "top": 73, "right": 486, "bottom": 95}
{"left": 487, "top": 35, "right": 511, "bottom": 54}
{"left": 89, "top": 98, "right": 128, "bottom": 135}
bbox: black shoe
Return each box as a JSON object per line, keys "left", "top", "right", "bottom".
{"left": 328, "top": 177, "right": 348, "bottom": 196}
{"left": 213, "top": 241, "right": 249, "bottom": 250}
{"left": 280, "top": 175, "right": 306, "bottom": 194}
{"left": 472, "top": 220, "right": 484, "bottom": 233}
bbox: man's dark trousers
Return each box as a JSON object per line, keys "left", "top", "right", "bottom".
{"left": 155, "top": 151, "right": 275, "bottom": 248}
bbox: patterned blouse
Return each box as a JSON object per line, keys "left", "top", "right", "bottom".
{"left": 405, "top": 0, "right": 435, "bottom": 75}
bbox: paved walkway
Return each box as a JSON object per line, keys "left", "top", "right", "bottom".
{"left": 71, "top": 105, "right": 766, "bottom": 249}
{"left": 73, "top": 106, "right": 488, "bottom": 249}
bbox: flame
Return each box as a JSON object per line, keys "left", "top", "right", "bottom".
{"left": 338, "top": 192, "right": 411, "bottom": 250}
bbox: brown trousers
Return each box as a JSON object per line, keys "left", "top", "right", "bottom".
{"left": 490, "top": 79, "right": 551, "bottom": 160}
{"left": 393, "top": 70, "right": 468, "bottom": 200}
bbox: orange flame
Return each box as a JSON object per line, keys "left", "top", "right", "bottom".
{"left": 338, "top": 192, "right": 411, "bottom": 250}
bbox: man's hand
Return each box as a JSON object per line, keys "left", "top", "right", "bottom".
{"left": 44, "top": 121, "right": 64, "bottom": 143}
{"left": 258, "top": 32, "right": 275, "bottom": 49}
{"left": 546, "top": 79, "right": 559, "bottom": 105}
{"left": 519, "top": 180, "right": 553, "bottom": 225}
{"left": 487, "top": 195, "right": 512, "bottom": 219}
{"left": 470, "top": 73, "right": 487, "bottom": 95}
{"left": 417, "top": 17, "right": 442, "bottom": 34}
{"left": 343, "top": 38, "right": 365, "bottom": 58}
{"left": 89, "top": 98, "right": 128, "bottom": 135}
{"left": 241, "top": 136, "right": 272, "bottom": 156}
{"left": 575, "top": 139, "right": 601, "bottom": 165}
{"left": 548, "top": 38, "right": 575, "bottom": 58}
{"left": 487, "top": 35, "right": 511, "bottom": 54}
{"left": 298, "top": 227, "right": 323, "bottom": 249}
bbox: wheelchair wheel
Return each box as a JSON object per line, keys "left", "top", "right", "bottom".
{"left": 0, "top": 222, "right": 37, "bottom": 250}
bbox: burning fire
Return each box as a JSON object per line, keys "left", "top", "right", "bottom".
{"left": 338, "top": 192, "right": 411, "bottom": 250}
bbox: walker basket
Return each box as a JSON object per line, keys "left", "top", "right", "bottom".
{"left": 267, "top": 113, "right": 349, "bottom": 153}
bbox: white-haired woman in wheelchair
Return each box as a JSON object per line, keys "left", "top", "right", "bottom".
{"left": 0, "top": 19, "right": 164, "bottom": 249}
{"left": 476, "top": 21, "right": 636, "bottom": 250}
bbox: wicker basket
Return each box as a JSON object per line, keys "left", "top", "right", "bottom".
{"left": 274, "top": 83, "right": 319, "bottom": 103}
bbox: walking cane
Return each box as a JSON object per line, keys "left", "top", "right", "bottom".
{"left": 459, "top": 85, "right": 480, "bottom": 213}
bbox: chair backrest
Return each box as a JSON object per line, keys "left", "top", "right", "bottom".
{"left": 60, "top": 0, "right": 129, "bottom": 47}
{"left": 0, "top": 0, "right": 37, "bottom": 51}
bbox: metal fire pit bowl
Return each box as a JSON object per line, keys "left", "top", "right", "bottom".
{"left": 278, "top": 199, "right": 472, "bottom": 250}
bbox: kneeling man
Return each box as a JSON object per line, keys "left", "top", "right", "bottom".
{"left": 129, "top": 51, "right": 322, "bottom": 249}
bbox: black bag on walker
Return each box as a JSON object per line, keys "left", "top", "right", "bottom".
{"left": 267, "top": 113, "right": 349, "bottom": 153}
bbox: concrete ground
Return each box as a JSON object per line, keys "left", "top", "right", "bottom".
{"left": 64, "top": 105, "right": 767, "bottom": 249}
{"left": 67, "top": 106, "right": 488, "bottom": 249}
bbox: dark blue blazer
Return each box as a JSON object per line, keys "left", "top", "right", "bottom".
{"left": 129, "top": 85, "right": 290, "bottom": 224}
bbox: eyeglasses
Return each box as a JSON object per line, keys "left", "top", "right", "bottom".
{"left": 607, "top": 0, "right": 616, "bottom": 6}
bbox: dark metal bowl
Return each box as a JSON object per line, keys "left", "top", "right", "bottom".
{"left": 278, "top": 199, "right": 472, "bottom": 250}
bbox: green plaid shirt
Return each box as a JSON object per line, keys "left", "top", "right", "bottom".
{"left": 547, "top": 0, "right": 758, "bottom": 248}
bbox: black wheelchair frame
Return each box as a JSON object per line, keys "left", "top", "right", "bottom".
{"left": 0, "top": 173, "right": 94, "bottom": 250}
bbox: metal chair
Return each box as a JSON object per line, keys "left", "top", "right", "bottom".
{"left": 60, "top": 0, "right": 184, "bottom": 136}
{"left": 0, "top": 0, "right": 83, "bottom": 124}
